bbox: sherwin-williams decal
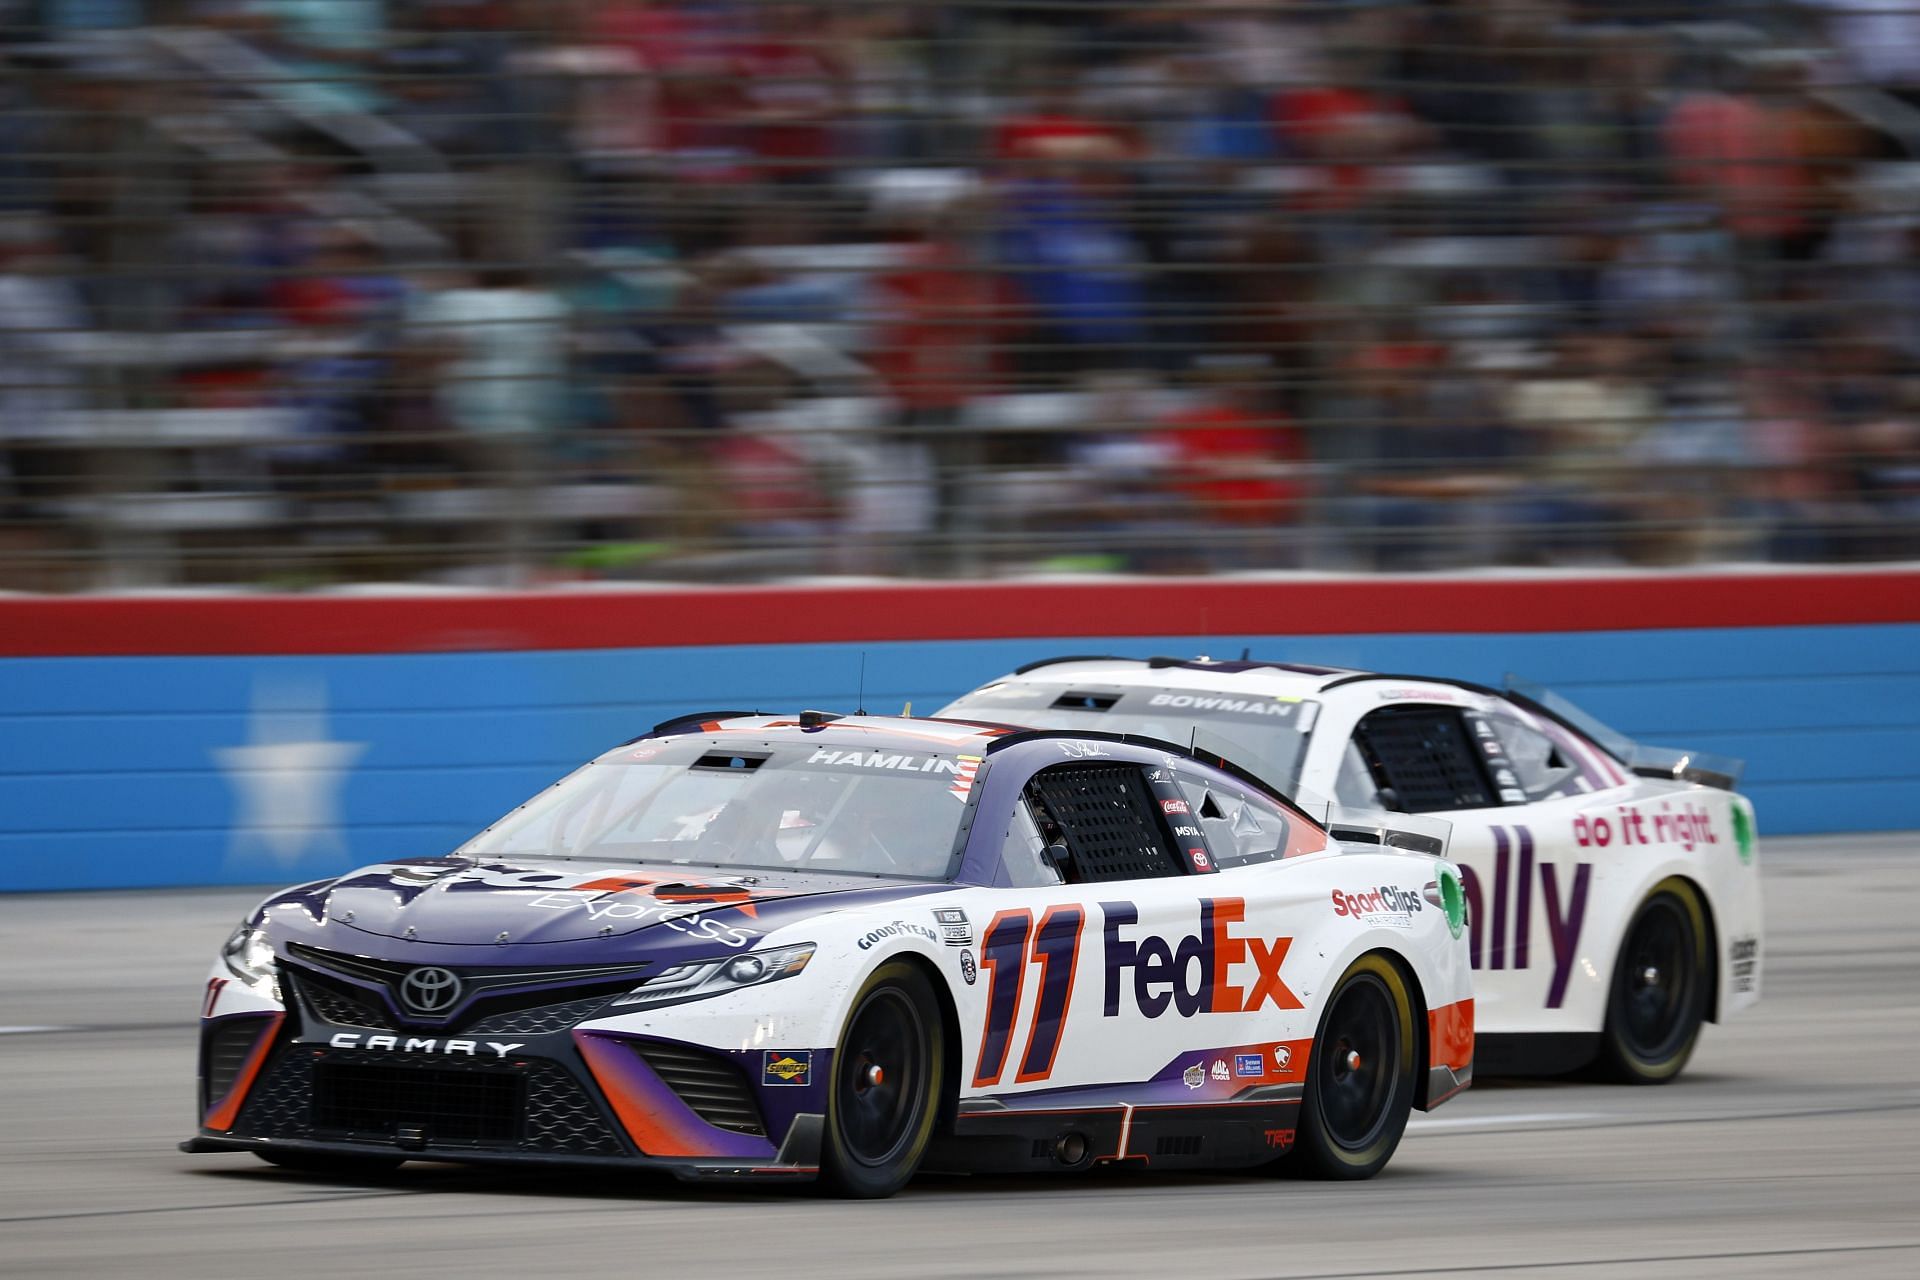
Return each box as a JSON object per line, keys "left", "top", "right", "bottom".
{"left": 1424, "top": 869, "right": 1467, "bottom": 940}
{"left": 1732, "top": 804, "right": 1756, "bottom": 865}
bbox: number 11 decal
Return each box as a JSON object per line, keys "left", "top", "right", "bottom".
{"left": 973, "top": 905, "right": 1085, "bottom": 1088}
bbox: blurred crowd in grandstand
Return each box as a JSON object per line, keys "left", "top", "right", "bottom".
{"left": 2, "top": 0, "right": 1919, "bottom": 588}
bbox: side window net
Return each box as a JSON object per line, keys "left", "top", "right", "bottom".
{"left": 1027, "top": 764, "right": 1184, "bottom": 883}
{"left": 1355, "top": 708, "right": 1497, "bottom": 812}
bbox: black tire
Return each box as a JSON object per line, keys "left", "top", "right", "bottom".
{"left": 252, "top": 1148, "right": 405, "bottom": 1176}
{"left": 820, "top": 961, "right": 945, "bottom": 1198}
{"left": 1290, "top": 953, "right": 1418, "bottom": 1180}
{"left": 1596, "top": 880, "right": 1710, "bottom": 1084}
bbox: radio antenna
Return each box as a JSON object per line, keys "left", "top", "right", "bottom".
{"left": 856, "top": 652, "right": 867, "bottom": 716}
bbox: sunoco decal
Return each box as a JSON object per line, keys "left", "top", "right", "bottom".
{"left": 763, "top": 1050, "right": 812, "bottom": 1086}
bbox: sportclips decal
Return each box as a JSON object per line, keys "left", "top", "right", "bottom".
{"left": 970, "top": 898, "right": 1302, "bottom": 1090}
{"left": 1466, "top": 825, "right": 1591, "bottom": 1009}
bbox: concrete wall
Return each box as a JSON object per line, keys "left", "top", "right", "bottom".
{"left": 3, "top": 573, "right": 1915, "bottom": 891}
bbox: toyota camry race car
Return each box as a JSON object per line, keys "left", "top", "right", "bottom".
{"left": 941, "top": 659, "right": 1763, "bottom": 1083}
{"left": 185, "top": 713, "right": 1472, "bottom": 1196}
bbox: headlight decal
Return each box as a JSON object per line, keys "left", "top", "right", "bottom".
{"left": 220, "top": 921, "right": 281, "bottom": 1003}
{"left": 610, "top": 943, "right": 814, "bottom": 1009}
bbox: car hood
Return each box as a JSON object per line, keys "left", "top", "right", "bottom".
{"left": 254, "top": 856, "right": 950, "bottom": 966}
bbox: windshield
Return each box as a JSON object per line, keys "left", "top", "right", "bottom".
{"left": 458, "top": 738, "right": 976, "bottom": 880}
{"left": 942, "top": 682, "right": 1318, "bottom": 793}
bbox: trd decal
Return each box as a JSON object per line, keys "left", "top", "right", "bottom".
{"left": 972, "top": 907, "right": 1087, "bottom": 1088}
{"left": 1101, "top": 897, "right": 1301, "bottom": 1019}
{"left": 1466, "top": 825, "right": 1592, "bottom": 1008}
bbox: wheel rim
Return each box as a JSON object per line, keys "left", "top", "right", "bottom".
{"left": 1316, "top": 971, "right": 1401, "bottom": 1151}
{"left": 836, "top": 987, "right": 927, "bottom": 1168}
{"left": 1618, "top": 897, "right": 1696, "bottom": 1061}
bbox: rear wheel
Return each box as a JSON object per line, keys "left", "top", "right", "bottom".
{"left": 1597, "top": 880, "right": 1710, "bottom": 1084}
{"left": 1290, "top": 953, "right": 1417, "bottom": 1180}
{"left": 820, "top": 961, "right": 945, "bottom": 1198}
{"left": 252, "top": 1148, "right": 404, "bottom": 1176}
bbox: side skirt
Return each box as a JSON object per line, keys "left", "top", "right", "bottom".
{"left": 929, "top": 1096, "right": 1302, "bottom": 1174}
{"left": 1475, "top": 1033, "right": 1599, "bottom": 1077}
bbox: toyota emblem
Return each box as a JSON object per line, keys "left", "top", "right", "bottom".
{"left": 399, "top": 966, "right": 463, "bottom": 1014}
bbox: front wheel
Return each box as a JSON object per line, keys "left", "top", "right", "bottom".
{"left": 1289, "top": 952, "right": 1418, "bottom": 1180}
{"left": 820, "top": 961, "right": 945, "bottom": 1198}
{"left": 1596, "top": 880, "right": 1710, "bottom": 1084}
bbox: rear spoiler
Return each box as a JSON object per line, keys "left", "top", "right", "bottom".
{"left": 1503, "top": 676, "right": 1745, "bottom": 792}
{"left": 1324, "top": 808, "right": 1453, "bottom": 860}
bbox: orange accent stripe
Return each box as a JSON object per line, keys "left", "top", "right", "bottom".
{"left": 203, "top": 1013, "right": 284, "bottom": 1132}
{"left": 1428, "top": 997, "right": 1474, "bottom": 1073}
{"left": 574, "top": 1033, "right": 709, "bottom": 1158}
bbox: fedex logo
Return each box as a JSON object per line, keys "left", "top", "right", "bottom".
{"left": 1102, "top": 897, "right": 1301, "bottom": 1019}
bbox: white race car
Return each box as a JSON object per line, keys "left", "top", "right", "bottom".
{"left": 941, "top": 659, "right": 1763, "bottom": 1082}
{"left": 184, "top": 713, "right": 1472, "bottom": 1196}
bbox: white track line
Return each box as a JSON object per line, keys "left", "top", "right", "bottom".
{"left": 1406, "top": 1110, "right": 1598, "bottom": 1133}
{"left": 0, "top": 1026, "right": 75, "bottom": 1035}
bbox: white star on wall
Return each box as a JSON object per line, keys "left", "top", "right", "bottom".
{"left": 215, "top": 678, "right": 367, "bottom": 871}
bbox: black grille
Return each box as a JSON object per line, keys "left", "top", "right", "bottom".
{"left": 202, "top": 1018, "right": 270, "bottom": 1108}
{"left": 314, "top": 1061, "right": 525, "bottom": 1145}
{"left": 281, "top": 951, "right": 643, "bottom": 1035}
{"left": 287, "top": 970, "right": 397, "bottom": 1030}
{"left": 467, "top": 994, "right": 613, "bottom": 1036}
{"left": 1155, "top": 1135, "right": 1204, "bottom": 1157}
{"left": 1028, "top": 765, "right": 1183, "bottom": 883}
{"left": 237, "top": 1048, "right": 624, "bottom": 1157}
{"left": 631, "top": 1042, "right": 766, "bottom": 1137}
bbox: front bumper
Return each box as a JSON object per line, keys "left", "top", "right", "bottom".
{"left": 189, "top": 1007, "right": 830, "bottom": 1182}
{"left": 179, "top": 1121, "right": 824, "bottom": 1183}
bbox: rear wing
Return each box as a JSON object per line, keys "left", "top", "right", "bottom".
{"left": 1503, "top": 676, "right": 1745, "bottom": 791}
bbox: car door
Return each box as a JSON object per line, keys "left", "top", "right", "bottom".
{"left": 1332, "top": 699, "right": 1626, "bottom": 1035}
{"left": 967, "top": 756, "right": 1313, "bottom": 1105}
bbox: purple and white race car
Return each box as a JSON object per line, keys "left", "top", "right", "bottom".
{"left": 186, "top": 712, "right": 1472, "bottom": 1196}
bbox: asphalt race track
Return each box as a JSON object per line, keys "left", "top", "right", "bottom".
{"left": 4, "top": 836, "right": 1916, "bottom": 1279}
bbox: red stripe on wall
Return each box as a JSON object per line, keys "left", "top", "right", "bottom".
{"left": 1, "top": 571, "right": 1915, "bottom": 657}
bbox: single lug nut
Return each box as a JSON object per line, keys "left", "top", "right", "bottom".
{"left": 864, "top": 1063, "right": 886, "bottom": 1088}
{"left": 1345, "top": 1049, "right": 1363, "bottom": 1072}
{"left": 1642, "top": 966, "right": 1661, "bottom": 985}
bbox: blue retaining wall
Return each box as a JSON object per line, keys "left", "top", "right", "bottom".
{"left": 2, "top": 623, "right": 1914, "bottom": 891}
